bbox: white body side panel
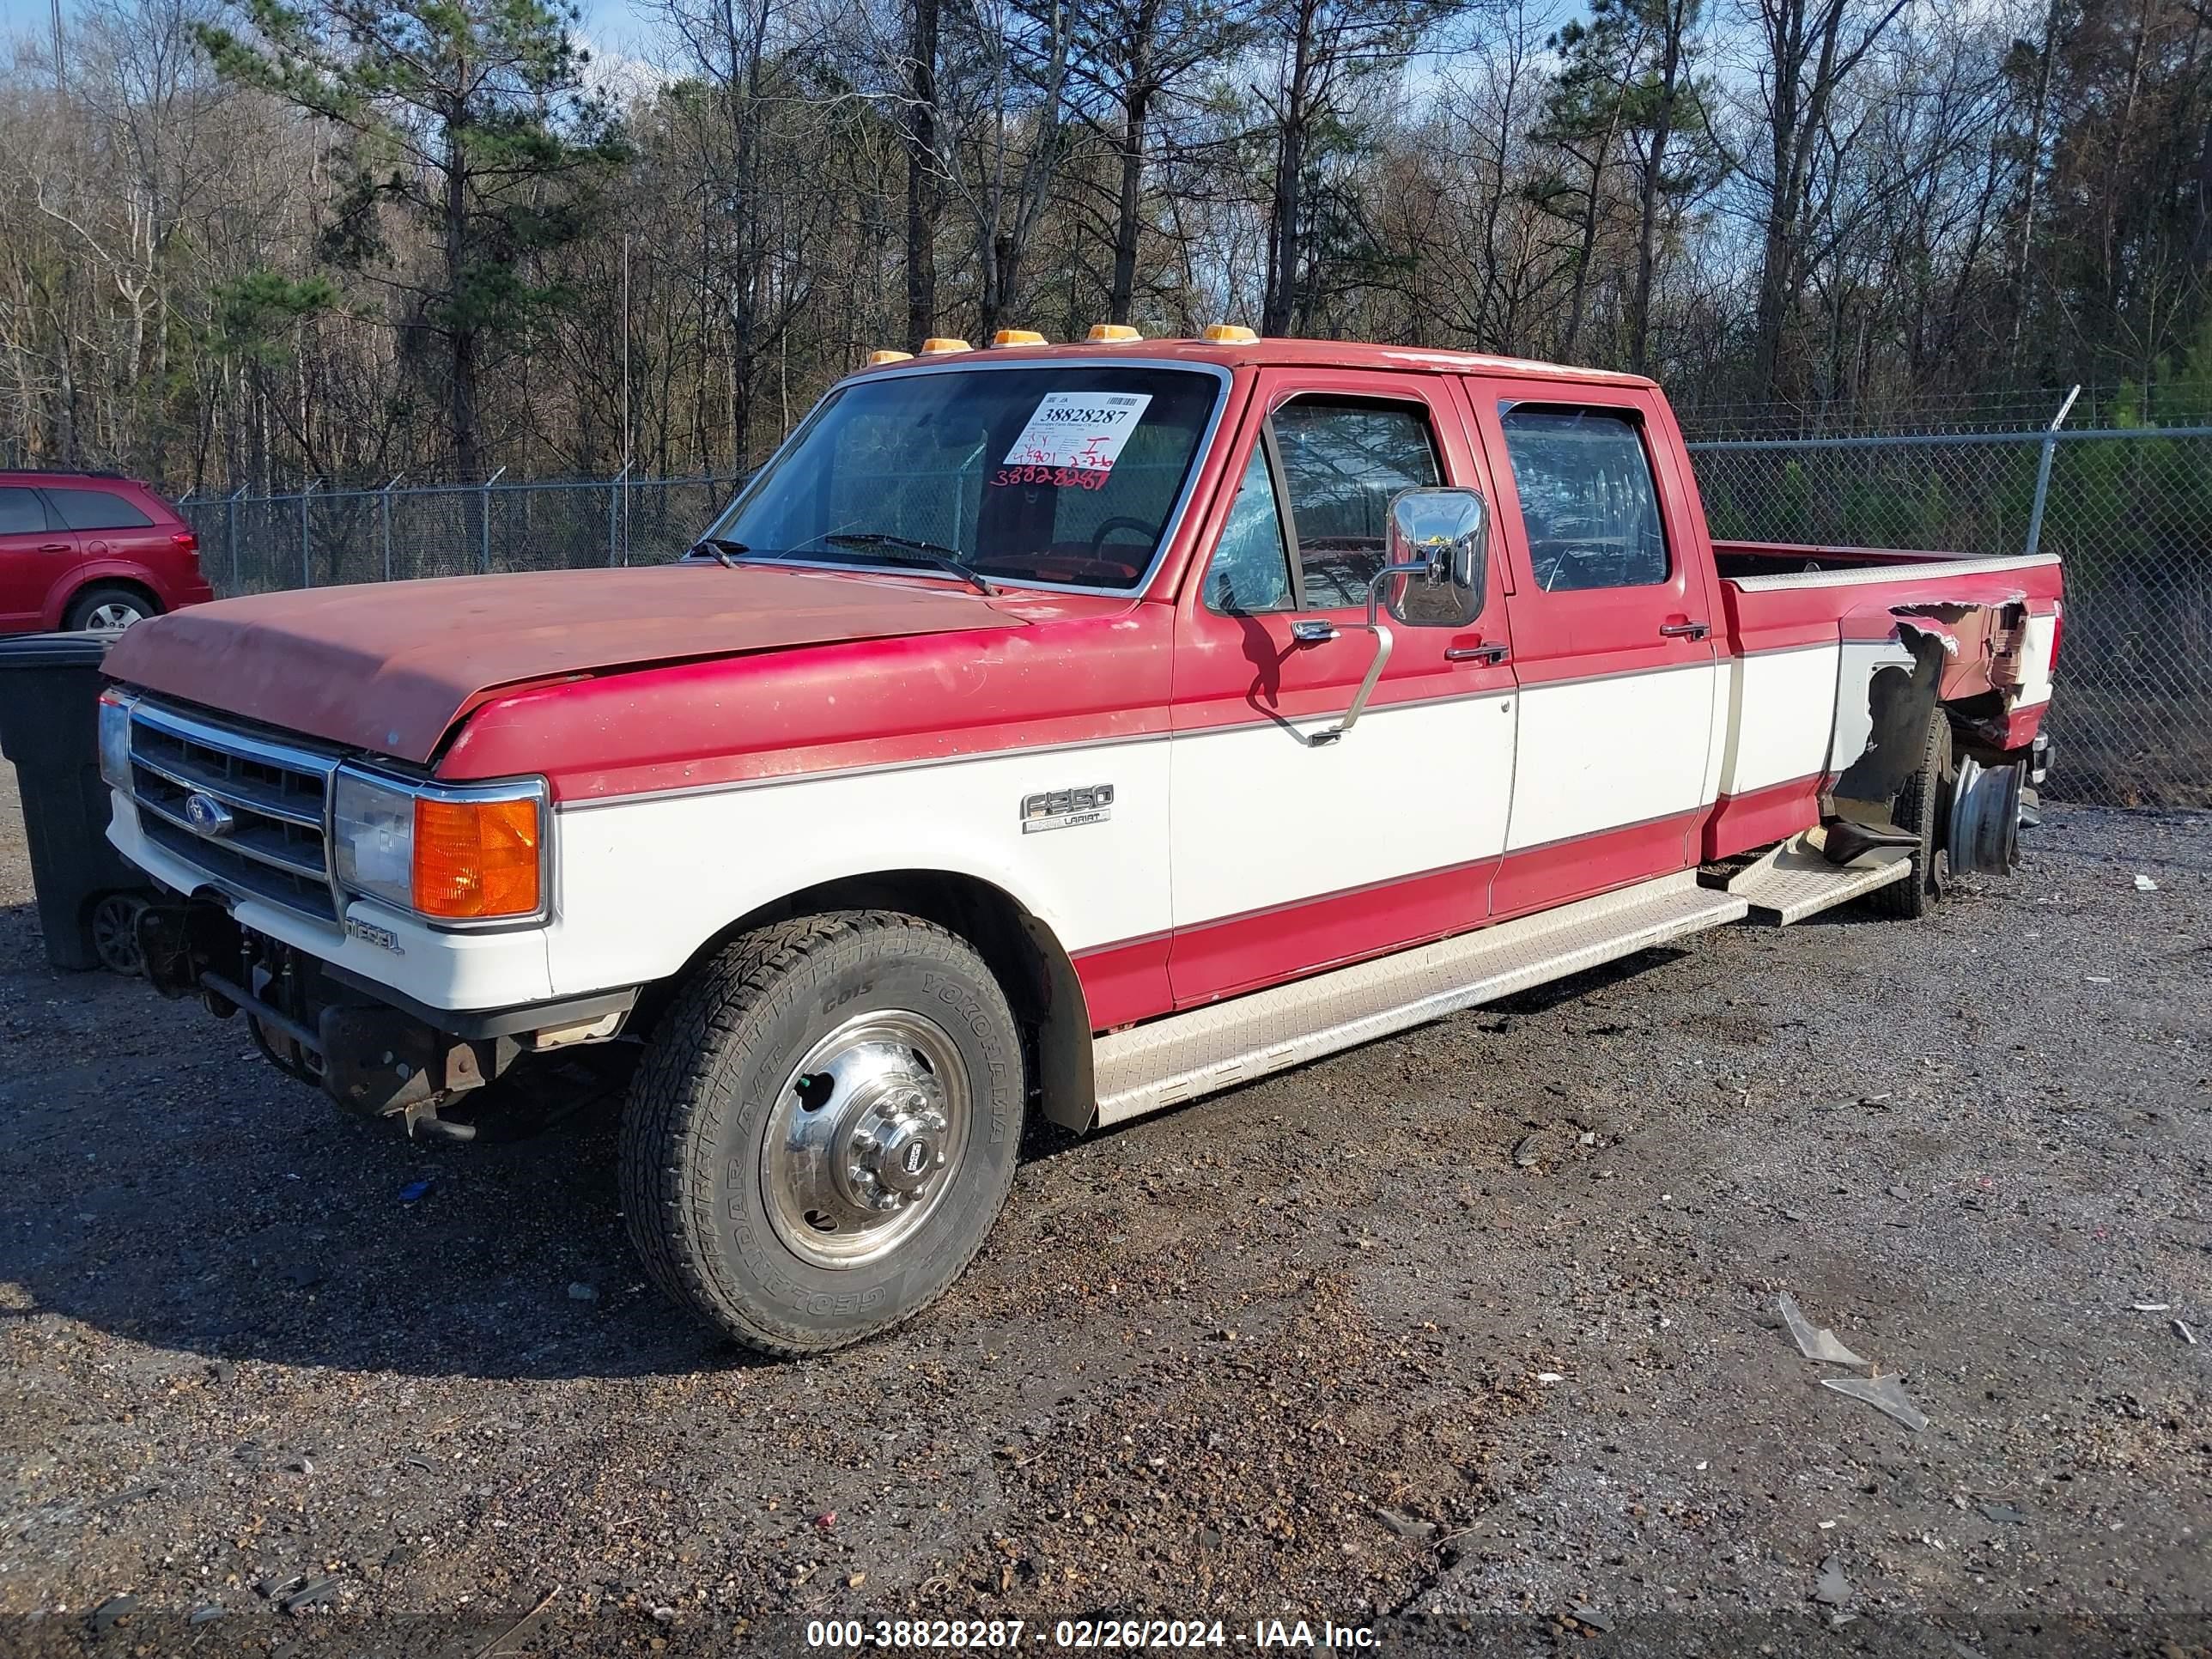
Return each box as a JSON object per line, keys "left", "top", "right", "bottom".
{"left": 1827, "top": 640, "right": 1919, "bottom": 775}
{"left": 1720, "top": 644, "right": 1840, "bottom": 795}
{"left": 1505, "top": 661, "right": 1719, "bottom": 849}
{"left": 547, "top": 740, "right": 1174, "bottom": 998}
{"left": 1168, "top": 693, "right": 1515, "bottom": 928}
{"left": 2015, "top": 611, "right": 2057, "bottom": 708}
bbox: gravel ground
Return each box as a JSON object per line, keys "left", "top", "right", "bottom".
{"left": 0, "top": 759, "right": 2206, "bottom": 1656}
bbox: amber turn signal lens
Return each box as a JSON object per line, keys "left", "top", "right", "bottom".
{"left": 412, "top": 795, "right": 541, "bottom": 919}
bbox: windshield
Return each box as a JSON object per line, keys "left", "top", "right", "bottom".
{"left": 702, "top": 364, "right": 1223, "bottom": 591}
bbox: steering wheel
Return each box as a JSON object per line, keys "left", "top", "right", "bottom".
{"left": 1088, "top": 516, "right": 1160, "bottom": 559}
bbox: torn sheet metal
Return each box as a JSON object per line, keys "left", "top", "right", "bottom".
{"left": 1824, "top": 592, "right": 2038, "bottom": 842}
{"left": 1829, "top": 625, "right": 1948, "bottom": 813}
{"left": 1892, "top": 593, "right": 2034, "bottom": 707}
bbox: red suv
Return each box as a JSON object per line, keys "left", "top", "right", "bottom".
{"left": 0, "top": 471, "right": 215, "bottom": 633}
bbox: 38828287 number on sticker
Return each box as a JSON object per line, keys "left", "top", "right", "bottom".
{"left": 991, "top": 465, "right": 1110, "bottom": 491}
{"left": 1000, "top": 391, "right": 1152, "bottom": 473}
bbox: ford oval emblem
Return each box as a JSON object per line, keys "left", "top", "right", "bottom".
{"left": 183, "top": 792, "right": 236, "bottom": 838}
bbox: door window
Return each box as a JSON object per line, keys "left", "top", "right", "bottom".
{"left": 1499, "top": 408, "right": 1668, "bottom": 592}
{"left": 45, "top": 487, "right": 155, "bottom": 531}
{"left": 0, "top": 489, "right": 48, "bottom": 535}
{"left": 1200, "top": 445, "right": 1294, "bottom": 614}
{"left": 1272, "top": 399, "right": 1442, "bottom": 609}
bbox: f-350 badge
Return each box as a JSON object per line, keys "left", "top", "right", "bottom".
{"left": 1021, "top": 784, "right": 1114, "bottom": 833}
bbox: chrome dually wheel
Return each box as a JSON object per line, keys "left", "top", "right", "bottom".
{"left": 763, "top": 1010, "right": 970, "bottom": 1268}
{"left": 621, "top": 910, "right": 1026, "bottom": 1356}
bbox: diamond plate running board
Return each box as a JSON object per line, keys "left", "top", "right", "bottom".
{"left": 1091, "top": 872, "right": 1748, "bottom": 1127}
{"left": 1724, "top": 830, "right": 1912, "bottom": 925}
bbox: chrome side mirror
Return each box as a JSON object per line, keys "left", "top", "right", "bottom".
{"left": 1310, "top": 487, "right": 1492, "bottom": 744}
{"left": 1377, "top": 487, "right": 1489, "bottom": 629}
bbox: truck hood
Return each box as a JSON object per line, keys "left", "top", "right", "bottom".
{"left": 103, "top": 563, "right": 1027, "bottom": 765}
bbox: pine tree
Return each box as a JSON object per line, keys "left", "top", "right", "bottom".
{"left": 197, "top": 0, "right": 624, "bottom": 477}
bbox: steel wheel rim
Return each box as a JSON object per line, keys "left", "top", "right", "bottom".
{"left": 90, "top": 895, "right": 144, "bottom": 975}
{"left": 761, "top": 1009, "right": 970, "bottom": 1270}
{"left": 85, "top": 603, "right": 144, "bottom": 629}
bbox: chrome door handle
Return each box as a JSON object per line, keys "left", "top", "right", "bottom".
{"left": 38, "top": 542, "right": 70, "bottom": 553}
{"left": 1289, "top": 618, "right": 1339, "bottom": 645}
{"left": 1658, "top": 620, "right": 1711, "bottom": 640}
{"left": 1445, "top": 642, "right": 1510, "bottom": 665}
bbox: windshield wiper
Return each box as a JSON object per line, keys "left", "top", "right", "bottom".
{"left": 821, "top": 533, "right": 995, "bottom": 595}
{"left": 688, "top": 536, "right": 750, "bottom": 568}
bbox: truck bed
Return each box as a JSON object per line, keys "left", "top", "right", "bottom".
{"left": 1703, "top": 541, "right": 2063, "bottom": 863}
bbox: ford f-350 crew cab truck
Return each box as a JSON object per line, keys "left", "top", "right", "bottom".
{"left": 95, "top": 336, "right": 2062, "bottom": 1355}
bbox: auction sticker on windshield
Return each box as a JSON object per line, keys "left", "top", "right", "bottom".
{"left": 1003, "top": 392, "right": 1152, "bottom": 473}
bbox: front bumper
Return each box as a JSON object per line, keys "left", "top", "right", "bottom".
{"left": 132, "top": 894, "right": 635, "bottom": 1133}
{"left": 115, "top": 776, "right": 638, "bottom": 1132}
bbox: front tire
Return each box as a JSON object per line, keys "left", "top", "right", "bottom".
{"left": 620, "top": 911, "right": 1025, "bottom": 1356}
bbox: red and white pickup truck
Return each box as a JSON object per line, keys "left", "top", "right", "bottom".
{"left": 96, "top": 336, "right": 2061, "bottom": 1354}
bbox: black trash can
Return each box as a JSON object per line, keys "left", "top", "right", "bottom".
{"left": 0, "top": 632, "right": 155, "bottom": 972}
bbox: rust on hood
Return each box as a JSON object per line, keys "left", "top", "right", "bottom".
{"left": 102, "top": 563, "right": 1027, "bottom": 765}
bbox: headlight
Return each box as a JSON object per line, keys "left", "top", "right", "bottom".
{"left": 332, "top": 769, "right": 416, "bottom": 911}
{"left": 97, "top": 691, "right": 135, "bottom": 791}
{"left": 334, "top": 768, "right": 547, "bottom": 922}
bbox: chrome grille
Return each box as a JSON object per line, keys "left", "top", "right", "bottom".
{"left": 127, "top": 700, "right": 341, "bottom": 923}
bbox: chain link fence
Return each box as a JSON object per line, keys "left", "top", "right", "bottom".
{"left": 1689, "top": 425, "right": 2212, "bottom": 809}
{"left": 178, "top": 475, "right": 733, "bottom": 594}
{"left": 178, "top": 430, "right": 2212, "bottom": 810}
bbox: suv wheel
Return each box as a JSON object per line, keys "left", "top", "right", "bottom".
{"left": 620, "top": 911, "right": 1025, "bottom": 1356}
{"left": 66, "top": 585, "right": 157, "bottom": 630}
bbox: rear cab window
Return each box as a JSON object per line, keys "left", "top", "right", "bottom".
{"left": 1498, "top": 407, "right": 1669, "bottom": 592}
{"left": 706, "top": 364, "right": 1224, "bottom": 592}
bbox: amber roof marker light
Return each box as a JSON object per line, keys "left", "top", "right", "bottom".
{"left": 865, "top": 349, "right": 915, "bottom": 366}
{"left": 1202, "top": 323, "right": 1258, "bottom": 343}
{"left": 919, "top": 337, "right": 972, "bottom": 355}
{"left": 1087, "top": 324, "right": 1144, "bottom": 342}
{"left": 990, "top": 329, "right": 1048, "bottom": 347}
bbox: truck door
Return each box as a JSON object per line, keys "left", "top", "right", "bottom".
{"left": 1166, "top": 368, "right": 1518, "bottom": 1008}
{"left": 1467, "top": 382, "right": 1722, "bottom": 917}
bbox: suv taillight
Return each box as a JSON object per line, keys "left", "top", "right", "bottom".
{"left": 172, "top": 531, "right": 198, "bottom": 555}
